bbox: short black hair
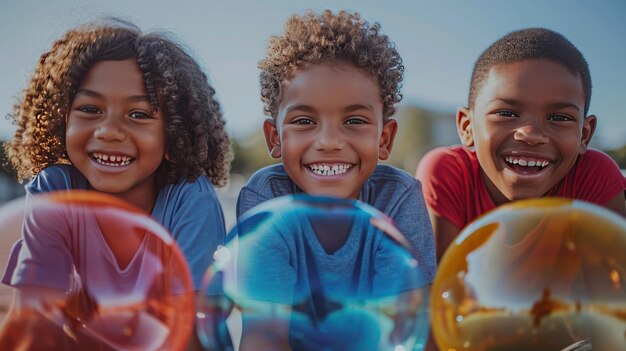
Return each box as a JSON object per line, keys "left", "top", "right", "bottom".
{"left": 469, "top": 28, "right": 591, "bottom": 115}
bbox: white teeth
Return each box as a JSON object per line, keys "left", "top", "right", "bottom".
{"left": 91, "top": 152, "right": 133, "bottom": 166}
{"left": 308, "top": 163, "right": 352, "bottom": 176}
{"left": 505, "top": 156, "right": 550, "bottom": 168}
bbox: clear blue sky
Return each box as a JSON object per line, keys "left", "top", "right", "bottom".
{"left": 1, "top": 0, "right": 624, "bottom": 149}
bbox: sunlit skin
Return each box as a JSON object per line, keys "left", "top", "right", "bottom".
{"left": 66, "top": 59, "right": 166, "bottom": 213}
{"left": 263, "top": 62, "right": 397, "bottom": 199}
{"left": 457, "top": 59, "right": 596, "bottom": 206}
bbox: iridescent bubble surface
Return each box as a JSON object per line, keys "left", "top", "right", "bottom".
{"left": 0, "top": 190, "right": 194, "bottom": 350}
{"left": 431, "top": 198, "right": 626, "bottom": 351}
{"left": 197, "top": 195, "right": 430, "bottom": 351}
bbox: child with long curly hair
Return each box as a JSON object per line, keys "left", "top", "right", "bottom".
{"left": 2, "top": 18, "right": 232, "bottom": 292}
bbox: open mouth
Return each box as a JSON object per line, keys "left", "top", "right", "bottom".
{"left": 306, "top": 163, "right": 353, "bottom": 176}
{"left": 91, "top": 152, "right": 134, "bottom": 167}
{"left": 505, "top": 156, "right": 551, "bottom": 174}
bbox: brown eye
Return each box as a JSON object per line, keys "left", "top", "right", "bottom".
{"left": 77, "top": 106, "right": 101, "bottom": 114}
{"left": 292, "top": 117, "right": 314, "bottom": 125}
{"left": 129, "top": 111, "right": 152, "bottom": 119}
{"left": 345, "top": 117, "right": 367, "bottom": 125}
{"left": 495, "top": 111, "right": 517, "bottom": 118}
{"left": 548, "top": 114, "right": 573, "bottom": 122}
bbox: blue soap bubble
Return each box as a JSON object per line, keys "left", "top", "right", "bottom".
{"left": 431, "top": 198, "right": 626, "bottom": 351}
{"left": 197, "top": 194, "right": 430, "bottom": 351}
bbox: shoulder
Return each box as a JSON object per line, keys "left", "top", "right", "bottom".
{"left": 160, "top": 174, "right": 220, "bottom": 202}
{"left": 243, "top": 164, "right": 295, "bottom": 197}
{"left": 416, "top": 146, "right": 476, "bottom": 179}
{"left": 363, "top": 165, "right": 424, "bottom": 214}
{"left": 552, "top": 148, "right": 626, "bottom": 204}
{"left": 368, "top": 164, "right": 419, "bottom": 192}
{"left": 26, "top": 164, "right": 89, "bottom": 194}
{"left": 577, "top": 149, "right": 622, "bottom": 170}
{"left": 569, "top": 148, "right": 625, "bottom": 190}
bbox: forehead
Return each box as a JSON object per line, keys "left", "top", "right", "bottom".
{"left": 476, "top": 59, "right": 585, "bottom": 108}
{"left": 78, "top": 59, "right": 146, "bottom": 93}
{"left": 278, "top": 62, "right": 383, "bottom": 117}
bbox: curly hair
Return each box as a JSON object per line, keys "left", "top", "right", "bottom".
{"left": 258, "top": 10, "right": 404, "bottom": 120}
{"left": 5, "top": 18, "right": 232, "bottom": 186}
{"left": 469, "top": 27, "right": 591, "bottom": 115}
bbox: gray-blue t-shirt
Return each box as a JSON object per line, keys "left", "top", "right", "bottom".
{"left": 236, "top": 164, "right": 436, "bottom": 282}
{"left": 2, "top": 164, "right": 226, "bottom": 289}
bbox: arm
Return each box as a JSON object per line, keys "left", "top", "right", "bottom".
{"left": 168, "top": 181, "right": 227, "bottom": 290}
{"left": 604, "top": 192, "right": 626, "bottom": 217}
{"left": 428, "top": 210, "right": 461, "bottom": 262}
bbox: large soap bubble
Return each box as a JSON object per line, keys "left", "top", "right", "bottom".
{"left": 0, "top": 190, "right": 195, "bottom": 350}
{"left": 431, "top": 198, "right": 626, "bottom": 351}
{"left": 197, "top": 195, "right": 430, "bottom": 351}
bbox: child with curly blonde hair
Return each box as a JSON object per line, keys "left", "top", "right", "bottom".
{"left": 3, "top": 18, "right": 232, "bottom": 291}
{"left": 233, "top": 10, "right": 435, "bottom": 350}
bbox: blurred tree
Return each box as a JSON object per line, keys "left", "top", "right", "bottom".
{"left": 230, "top": 132, "right": 276, "bottom": 177}
{"left": 385, "top": 105, "right": 457, "bottom": 173}
{"left": 603, "top": 144, "right": 626, "bottom": 169}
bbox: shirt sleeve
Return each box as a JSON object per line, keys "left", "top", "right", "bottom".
{"left": 26, "top": 165, "right": 89, "bottom": 195}
{"left": 6, "top": 197, "right": 73, "bottom": 289}
{"left": 567, "top": 149, "right": 626, "bottom": 204}
{"left": 389, "top": 179, "right": 437, "bottom": 283}
{"left": 168, "top": 184, "right": 227, "bottom": 290}
{"left": 237, "top": 186, "right": 270, "bottom": 219}
{"left": 416, "top": 147, "right": 467, "bottom": 230}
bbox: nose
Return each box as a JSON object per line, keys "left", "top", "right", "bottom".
{"left": 94, "top": 114, "right": 126, "bottom": 142}
{"left": 314, "top": 123, "right": 344, "bottom": 151}
{"left": 514, "top": 121, "right": 549, "bottom": 145}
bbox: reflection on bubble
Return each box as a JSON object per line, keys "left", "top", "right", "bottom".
{"left": 0, "top": 191, "right": 194, "bottom": 350}
{"left": 431, "top": 198, "right": 626, "bottom": 351}
{"left": 197, "top": 195, "right": 430, "bottom": 351}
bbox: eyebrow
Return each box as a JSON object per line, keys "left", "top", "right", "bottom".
{"left": 74, "top": 88, "right": 150, "bottom": 102}
{"left": 491, "top": 98, "right": 580, "bottom": 111}
{"left": 285, "top": 103, "right": 375, "bottom": 114}
{"left": 285, "top": 104, "right": 317, "bottom": 114}
{"left": 344, "top": 104, "right": 376, "bottom": 113}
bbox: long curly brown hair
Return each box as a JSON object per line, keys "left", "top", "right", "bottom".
{"left": 5, "top": 18, "right": 232, "bottom": 187}
{"left": 258, "top": 10, "right": 404, "bottom": 120}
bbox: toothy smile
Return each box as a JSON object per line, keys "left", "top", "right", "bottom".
{"left": 307, "top": 163, "right": 353, "bottom": 176}
{"left": 505, "top": 156, "right": 550, "bottom": 168}
{"left": 91, "top": 152, "right": 134, "bottom": 166}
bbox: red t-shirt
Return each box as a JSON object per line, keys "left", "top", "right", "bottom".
{"left": 416, "top": 146, "right": 626, "bottom": 229}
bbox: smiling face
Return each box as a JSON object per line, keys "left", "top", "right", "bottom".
{"left": 66, "top": 59, "right": 166, "bottom": 212}
{"left": 458, "top": 59, "right": 596, "bottom": 205}
{"left": 264, "top": 62, "right": 397, "bottom": 199}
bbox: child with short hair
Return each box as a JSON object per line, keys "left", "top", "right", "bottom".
{"left": 237, "top": 9, "right": 436, "bottom": 279}
{"left": 233, "top": 10, "right": 435, "bottom": 349}
{"left": 416, "top": 28, "right": 626, "bottom": 260}
{"left": 2, "top": 18, "right": 232, "bottom": 291}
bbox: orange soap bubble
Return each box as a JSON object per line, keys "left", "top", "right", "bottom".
{"left": 0, "top": 190, "right": 194, "bottom": 350}
{"left": 431, "top": 198, "right": 626, "bottom": 351}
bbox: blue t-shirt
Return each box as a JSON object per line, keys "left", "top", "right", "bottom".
{"left": 237, "top": 164, "right": 436, "bottom": 282}
{"left": 8, "top": 164, "right": 226, "bottom": 289}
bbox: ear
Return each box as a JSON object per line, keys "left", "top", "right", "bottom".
{"left": 263, "top": 118, "right": 282, "bottom": 158}
{"left": 456, "top": 107, "right": 474, "bottom": 147}
{"left": 578, "top": 114, "right": 597, "bottom": 154}
{"left": 378, "top": 119, "right": 398, "bottom": 160}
